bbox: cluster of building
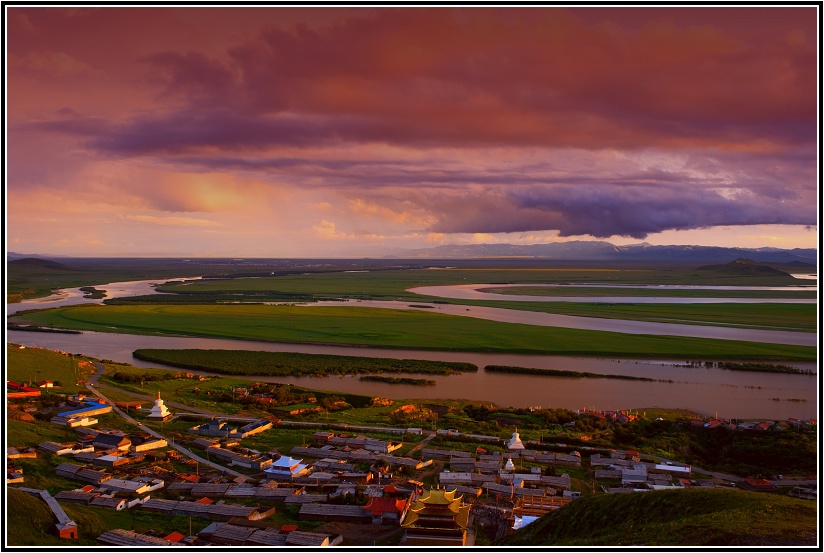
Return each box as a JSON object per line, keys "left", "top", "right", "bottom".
{"left": 428, "top": 444, "right": 581, "bottom": 502}
{"left": 689, "top": 416, "right": 817, "bottom": 432}
{"left": 578, "top": 409, "right": 640, "bottom": 424}
{"left": 38, "top": 427, "right": 168, "bottom": 469}
{"left": 590, "top": 450, "right": 696, "bottom": 493}
{"left": 50, "top": 399, "right": 113, "bottom": 427}
{"left": 188, "top": 417, "right": 272, "bottom": 439}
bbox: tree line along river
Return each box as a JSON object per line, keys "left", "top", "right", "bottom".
{"left": 6, "top": 277, "right": 818, "bottom": 420}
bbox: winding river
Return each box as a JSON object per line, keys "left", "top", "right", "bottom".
{"left": 6, "top": 277, "right": 818, "bottom": 419}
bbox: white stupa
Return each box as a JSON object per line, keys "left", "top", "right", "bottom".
{"left": 504, "top": 457, "right": 516, "bottom": 471}
{"left": 507, "top": 428, "right": 525, "bottom": 450}
{"left": 147, "top": 392, "right": 172, "bottom": 421}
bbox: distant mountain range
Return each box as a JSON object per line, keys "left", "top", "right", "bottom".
{"left": 388, "top": 241, "right": 817, "bottom": 265}
{"left": 7, "top": 242, "right": 818, "bottom": 266}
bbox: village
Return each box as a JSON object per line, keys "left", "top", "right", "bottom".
{"left": 6, "top": 352, "right": 817, "bottom": 547}
{"left": 6, "top": 351, "right": 818, "bottom": 547}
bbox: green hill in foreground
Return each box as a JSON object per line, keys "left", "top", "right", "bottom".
{"left": 497, "top": 488, "right": 817, "bottom": 547}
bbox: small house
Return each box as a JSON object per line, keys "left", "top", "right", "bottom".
{"left": 363, "top": 495, "right": 411, "bottom": 525}
{"left": 90, "top": 496, "right": 127, "bottom": 511}
{"left": 92, "top": 433, "right": 131, "bottom": 452}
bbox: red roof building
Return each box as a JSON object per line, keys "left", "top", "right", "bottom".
{"left": 164, "top": 531, "right": 186, "bottom": 543}
{"left": 364, "top": 496, "right": 411, "bottom": 524}
{"left": 7, "top": 382, "right": 41, "bottom": 398}
{"left": 740, "top": 477, "right": 776, "bottom": 492}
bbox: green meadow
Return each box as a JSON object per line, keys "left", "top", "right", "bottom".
{"left": 154, "top": 266, "right": 809, "bottom": 299}
{"left": 482, "top": 285, "right": 816, "bottom": 299}
{"left": 143, "top": 270, "right": 816, "bottom": 331}
{"left": 6, "top": 344, "right": 90, "bottom": 394}
{"left": 6, "top": 488, "right": 213, "bottom": 546}
{"left": 14, "top": 303, "right": 815, "bottom": 360}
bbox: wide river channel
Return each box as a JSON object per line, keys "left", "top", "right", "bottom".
{"left": 7, "top": 277, "right": 819, "bottom": 420}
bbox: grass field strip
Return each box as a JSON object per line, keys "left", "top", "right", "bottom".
{"left": 302, "top": 300, "right": 816, "bottom": 347}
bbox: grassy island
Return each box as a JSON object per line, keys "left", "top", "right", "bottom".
{"left": 78, "top": 286, "right": 106, "bottom": 299}
{"left": 485, "top": 365, "right": 659, "bottom": 381}
{"left": 359, "top": 375, "right": 437, "bottom": 385}
{"left": 132, "top": 348, "right": 477, "bottom": 377}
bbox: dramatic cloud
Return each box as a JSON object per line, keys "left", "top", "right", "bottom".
{"left": 5, "top": 6, "right": 818, "bottom": 256}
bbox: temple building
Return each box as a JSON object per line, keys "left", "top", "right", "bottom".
{"left": 507, "top": 429, "right": 525, "bottom": 450}
{"left": 147, "top": 392, "right": 172, "bottom": 421}
{"left": 264, "top": 456, "right": 309, "bottom": 481}
{"left": 400, "top": 488, "right": 471, "bottom": 546}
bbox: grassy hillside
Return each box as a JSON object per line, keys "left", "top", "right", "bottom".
{"left": 6, "top": 488, "right": 211, "bottom": 546}
{"left": 6, "top": 343, "right": 91, "bottom": 394}
{"left": 6, "top": 488, "right": 86, "bottom": 547}
{"left": 499, "top": 488, "right": 817, "bottom": 546}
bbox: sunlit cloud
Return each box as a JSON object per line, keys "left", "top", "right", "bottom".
{"left": 121, "top": 215, "right": 222, "bottom": 227}
{"left": 5, "top": 6, "right": 818, "bottom": 256}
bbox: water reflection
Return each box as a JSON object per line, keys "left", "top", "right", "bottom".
{"left": 7, "top": 329, "right": 816, "bottom": 420}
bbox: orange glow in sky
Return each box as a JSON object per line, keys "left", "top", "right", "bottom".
{"left": 5, "top": 6, "right": 819, "bottom": 257}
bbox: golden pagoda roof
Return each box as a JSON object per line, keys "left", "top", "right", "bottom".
{"left": 417, "top": 488, "right": 462, "bottom": 505}
{"left": 401, "top": 488, "right": 470, "bottom": 529}
{"left": 402, "top": 503, "right": 471, "bottom": 530}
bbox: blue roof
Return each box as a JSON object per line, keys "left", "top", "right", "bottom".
{"left": 60, "top": 402, "right": 108, "bottom": 417}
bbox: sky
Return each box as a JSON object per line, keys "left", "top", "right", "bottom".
{"left": 5, "top": 6, "right": 819, "bottom": 257}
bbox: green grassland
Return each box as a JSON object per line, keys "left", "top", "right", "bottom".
{"left": 6, "top": 344, "right": 90, "bottom": 394}
{"left": 9, "top": 257, "right": 812, "bottom": 304}
{"left": 131, "top": 348, "right": 476, "bottom": 377}
{"left": 6, "top": 488, "right": 213, "bottom": 547}
{"left": 155, "top": 266, "right": 809, "bottom": 299}
{"left": 96, "top": 368, "right": 255, "bottom": 416}
{"left": 102, "top": 294, "right": 819, "bottom": 332}
{"left": 15, "top": 303, "right": 816, "bottom": 360}
{"left": 466, "top": 301, "right": 816, "bottom": 331}
{"left": 499, "top": 488, "right": 818, "bottom": 546}
{"left": 482, "top": 285, "right": 816, "bottom": 299}
{"left": 7, "top": 417, "right": 79, "bottom": 458}
{"left": 145, "top": 270, "right": 817, "bottom": 331}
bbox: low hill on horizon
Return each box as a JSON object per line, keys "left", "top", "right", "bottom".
{"left": 497, "top": 488, "right": 817, "bottom": 547}
{"left": 7, "top": 257, "right": 77, "bottom": 271}
{"left": 697, "top": 258, "right": 793, "bottom": 277}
